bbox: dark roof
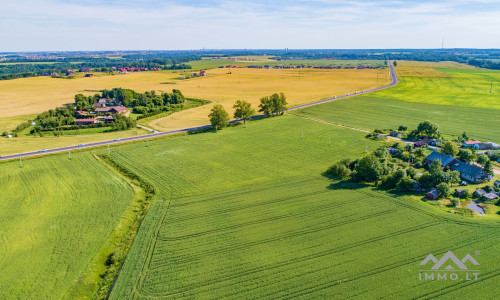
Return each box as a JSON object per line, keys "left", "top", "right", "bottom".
{"left": 110, "top": 106, "right": 128, "bottom": 113}
{"left": 450, "top": 161, "right": 486, "bottom": 178}
{"left": 494, "top": 180, "right": 500, "bottom": 186}
{"left": 475, "top": 143, "right": 493, "bottom": 150}
{"left": 425, "top": 151, "right": 455, "bottom": 167}
{"left": 483, "top": 193, "right": 499, "bottom": 200}
{"left": 474, "top": 189, "right": 487, "bottom": 196}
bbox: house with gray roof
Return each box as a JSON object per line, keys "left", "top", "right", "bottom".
{"left": 450, "top": 160, "right": 488, "bottom": 183}
{"left": 425, "top": 151, "right": 456, "bottom": 167}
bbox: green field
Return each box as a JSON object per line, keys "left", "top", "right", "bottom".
{"left": 294, "top": 66, "right": 500, "bottom": 142}
{"left": 101, "top": 116, "right": 500, "bottom": 299}
{"left": 378, "top": 68, "right": 500, "bottom": 109}
{"left": 0, "top": 153, "right": 135, "bottom": 299}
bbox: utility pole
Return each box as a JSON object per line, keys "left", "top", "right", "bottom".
{"left": 490, "top": 81, "right": 493, "bottom": 93}
{"left": 108, "top": 144, "right": 110, "bottom": 153}
{"left": 69, "top": 151, "right": 71, "bottom": 160}
{"left": 20, "top": 157, "right": 22, "bottom": 168}
{"left": 366, "top": 143, "right": 368, "bottom": 153}
{"left": 302, "top": 129, "right": 304, "bottom": 139}
{"left": 329, "top": 135, "right": 331, "bottom": 145}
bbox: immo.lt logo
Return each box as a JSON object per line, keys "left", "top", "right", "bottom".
{"left": 419, "top": 251, "right": 479, "bottom": 281}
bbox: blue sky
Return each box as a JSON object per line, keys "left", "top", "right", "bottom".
{"left": 0, "top": 0, "right": 499, "bottom": 51}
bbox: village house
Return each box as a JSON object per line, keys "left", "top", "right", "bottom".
{"left": 425, "top": 151, "right": 456, "bottom": 167}
{"left": 483, "top": 192, "right": 499, "bottom": 201}
{"left": 473, "top": 143, "right": 495, "bottom": 150}
{"left": 94, "top": 105, "right": 128, "bottom": 114}
{"left": 75, "top": 110, "right": 88, "bottom": 116}
{"left": 450, "top": 161, "right": 488, "bottom": 183}
{"left": 75, "top": 119, "right": 98, "bottom": 125}
{"left": 389, "top": 131, "right": 403, "bottom": 137}
{"left": 494, "top": 180, "right": 500, "bottom": 187}
{"left": 462, "top": 141, "right": 481, "bottom": 148}
{"left": 96, "top": 116, "right": 115, "bottom": 123}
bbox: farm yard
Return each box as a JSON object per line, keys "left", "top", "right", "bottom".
{"left": 0, "top": 153, "right": 136, "bottom": 299}
{"left": 101, "top": 116, "right": 500, "bottom": 299}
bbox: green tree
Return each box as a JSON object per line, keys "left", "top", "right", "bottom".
{"left": 462, "top": 132, "right": 469, "bottom": 141}
{"left": 416, "top": 121, "right": 440, "bottom": 137}
{"left": 354, "top": 155, "right": 383, "bottom": 183}
{"left": 442, "top": 141, "right": 459, "bottom": 156}
{"left": 233, "top": 100, "right": 255, "bottom": 124}
{"left": 458, "top": 149, "right": 476, "bottom": 163}
{"left": 451, "top": 197, "right": 460, "bottom": 207}
{"left": 449, "top": 170, "right": 461, "bottom": 187}
{"left": 393, "top": 61, "right": 398, "bottom": 67}
{"left": 208, "top": 104, "right": 230, "bottom": 130}
{"left": 414, "top": 147, "right": 428, "bottom": 159}
{"left": 258, "top": 93, "right": 288, "bottom": 116}
{"left": 396, "top": 176, "right": 415, "bottom": 192}
{"left": 484, "top": 160, "right": 493, "bottom": 175}
{"left": 398, "top": 125, "right": 408, "bottom": 132}
{"left": 436, "top": 182, "right": 451, "bottom": 198}
{"left": 326, "top": 161, "right": 352, "bottom": 179}
{"left": 477, "top": 154, "right": 489, "bottom": 166}
{"left": 429, "top": 159, "right": 443, "bottom": 176}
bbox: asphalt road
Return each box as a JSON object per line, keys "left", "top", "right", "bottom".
{"left": 0, "top": 61, "right": 397, "bottom": 161}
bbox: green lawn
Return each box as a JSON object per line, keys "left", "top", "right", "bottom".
{"left": 104, "top": 116, "right": 500, "bottom": 299}
{"left": 0, "top": 153, "right": 134, "bottom": 299}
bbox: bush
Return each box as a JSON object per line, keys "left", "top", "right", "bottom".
{"left": 461, "top": 189, "right": 473, "bottom": 199}
{"left": 396, "top": 176, "right": 415, "bottom": 192}
{"left": 326, "top": 161, "right": 352, "bottom": 179}
{"left": 451, "top": 197, "right": 460, "bottom": 207}
{"left": 437, "top": 182, "right": 451, "bottom": 198}
{"left": 453, "top": 207, "right": 474, "bottom": 216}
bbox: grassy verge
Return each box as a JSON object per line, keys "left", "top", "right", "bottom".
{"left": 65, "top": 154, "right": 155, "bottom": 299}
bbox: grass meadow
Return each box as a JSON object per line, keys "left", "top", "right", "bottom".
{"left": 104, "top": 115, "right": 500, "bottom": 299}
{"left": 295, "top": 62, "right": 500, "bottom": 142}
{"left": 0, "top": 153, "right": 135, "bottom": 299}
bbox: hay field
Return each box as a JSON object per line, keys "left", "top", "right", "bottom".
{"left": 149, "top": 67, "right": 390, "bottom": 131}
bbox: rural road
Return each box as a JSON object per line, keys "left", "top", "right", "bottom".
{"left": 0, "top": 61, "right": 398, "bottom": 161}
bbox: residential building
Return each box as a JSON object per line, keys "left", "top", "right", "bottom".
{"left": 450, "top": 161, "right": 488, "bottom": 183}
{"left": 425, "top": 151, "right": 456, "bottom": 167}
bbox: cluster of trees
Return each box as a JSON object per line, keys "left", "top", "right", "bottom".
{"left": 326, "top": 145, "right": 462, "bottom": 197}
{"left": 74, "top": 88, "right": 186, "bottom": 113}
{"left": 208, "top": 93, "right": 288, "bottom": 130}
{"left": 29, "top": 106, "right": 76, "bottom": 132}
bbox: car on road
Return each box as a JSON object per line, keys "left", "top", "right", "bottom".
{"left": 114, "top": 138, "right": 120, "bottom": 141}
{"left": 39, "top": 149, "right": 47, "bottom": 152}
{"left": 77, "top": 144, "right": 84, "bottom": 147}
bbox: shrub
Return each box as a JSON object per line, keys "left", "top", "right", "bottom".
{"left": 451, "top": 197, "right": 460, "bottom": 207}
{"left": 437, "top": 182, "right": 451, "bottom": 198}
{"left": 326, "top": 161, "right": 352, "bottom": 179}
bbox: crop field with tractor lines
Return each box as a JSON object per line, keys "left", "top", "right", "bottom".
{"left": 101, "top": 116, "right": 500, "bottom": 299}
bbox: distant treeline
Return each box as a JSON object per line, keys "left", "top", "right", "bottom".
{"left": 0, "top": 57, "right": 194, "bottom": 80}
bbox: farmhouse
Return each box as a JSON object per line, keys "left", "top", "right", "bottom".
{"left": 462, "top": 141, "right": 481, "bottom": 148}
{"left": 75, "top": 119, "right": 98, "bottom": 125}
{"left": 425, "top": 151, "right": 456, "bottom": 167}
{"left": 473, "top": 143, "right": 494, "bottom": 150}
{"left": 76, "top": 110, "right": 88, "bottom": 116}
{"left": 450, "top": 161, "right": 488, "bottom": 183}
{"left": 95, "top": 106, "right": 128, "bottom": 114}
{"left": 96, "top": 116, "right": 115, "bottom": 123}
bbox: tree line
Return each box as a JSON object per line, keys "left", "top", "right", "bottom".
{"left": 208, "top": 93, "right": 288, "bottom": 130}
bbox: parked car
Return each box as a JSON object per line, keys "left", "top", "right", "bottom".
{"left": 77, "top": 144, "right": 84, "bottom": 147}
